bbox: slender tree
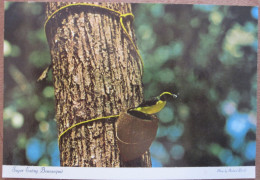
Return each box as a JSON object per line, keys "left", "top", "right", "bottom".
{"left": 45, "top": 2, "right": 151, "bottom": 167}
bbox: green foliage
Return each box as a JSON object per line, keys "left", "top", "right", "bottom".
{"left": 3, "top": 3, "right": 257, "bottom": 167}
{"left": 133, "top": 4, "right": 257, "bottom": 167}
{"left": 4, "top": 2, "right": 58, "bottom": 166}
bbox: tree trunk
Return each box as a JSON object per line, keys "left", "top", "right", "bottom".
{"left": 45, "top": 2, "right": 151, "bottom": 167}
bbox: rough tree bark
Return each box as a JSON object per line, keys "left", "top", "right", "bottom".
{"left": 45, "top": 2, "right": 152, "bottom": 167}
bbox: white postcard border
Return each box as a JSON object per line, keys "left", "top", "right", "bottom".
{"left": 2, "top": 165, "right": 255, "bottom": 179}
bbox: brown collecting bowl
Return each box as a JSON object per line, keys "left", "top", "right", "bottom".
{"left": 116, "top": 111, "right": 159, "bottom": 161}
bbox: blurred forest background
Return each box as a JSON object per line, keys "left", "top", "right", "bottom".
{"left": 3, "top": 2, "right": 258, "bottom": 167}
